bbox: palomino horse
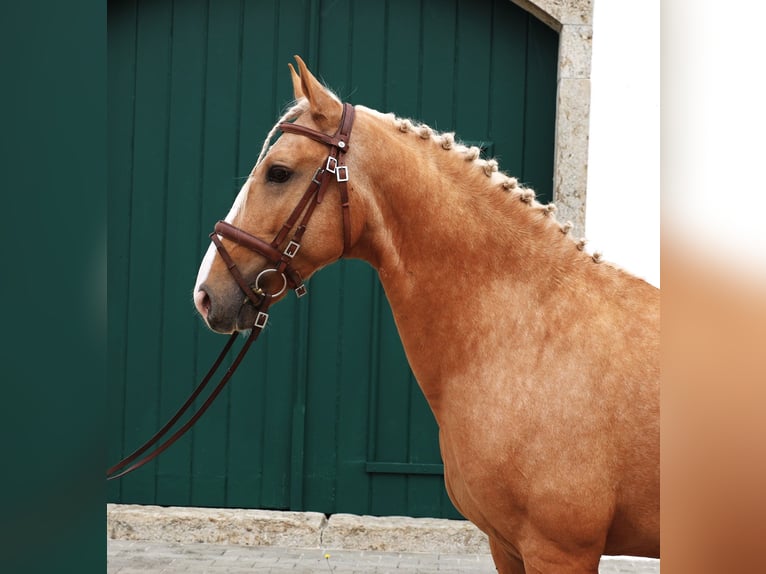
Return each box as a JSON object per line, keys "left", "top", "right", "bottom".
{"left": 193, "top": 57, "right": 659, "bottom": 573}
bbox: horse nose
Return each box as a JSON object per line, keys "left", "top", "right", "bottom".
{"left": 194, "top": 287, "right": 211, "bottom": 320}
{"left": 194, "top": 281, "right": 245, "bottom": 333}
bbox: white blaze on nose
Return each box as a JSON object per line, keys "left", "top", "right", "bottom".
{"left": 224, "top": 178, "right": 250, "bottom": 224}
{"left": 194, "top": 177, "right": 251, "bottom": 295}
{"left": 194, "top": 240, "right": 218, "bottom": 295}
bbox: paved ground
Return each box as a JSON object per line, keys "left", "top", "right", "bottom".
{"left": 107, "top": 539, "right": 661, "bottom": 573}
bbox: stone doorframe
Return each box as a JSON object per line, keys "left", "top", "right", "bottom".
{"left": 512, "top": 0, "right": 593, "bottom": 238}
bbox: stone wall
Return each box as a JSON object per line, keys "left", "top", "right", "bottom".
{"left": 107, "top": 504, "right": 491, "bottom": 554}
{"left": 512, "top": 0, "right": 593, "bottom": 239}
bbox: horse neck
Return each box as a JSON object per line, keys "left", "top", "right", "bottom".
{"left": 350, "top": 109, "right": 582, "bottom": 293}
{"left": 348, "top": 109, "right": 590, "bottom": 408}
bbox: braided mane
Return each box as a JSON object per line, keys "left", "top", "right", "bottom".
{"left": 358, "top": 106, "right": 601, "bottom": 262}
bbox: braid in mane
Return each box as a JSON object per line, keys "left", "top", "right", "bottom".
{"left": 381, "top": 109, "right": 598, "bottom": 259}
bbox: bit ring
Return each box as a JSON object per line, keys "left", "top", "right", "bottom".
{"left": 254, "top": 268, "right": 287, "bottom": 298}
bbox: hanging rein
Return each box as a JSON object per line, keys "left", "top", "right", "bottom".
{"left": 107, "top": 103, "right": 355, "bottom": 480}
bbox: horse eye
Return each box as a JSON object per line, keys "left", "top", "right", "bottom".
{"left": 267, "top": 165, "right": 292, "bottom": 183}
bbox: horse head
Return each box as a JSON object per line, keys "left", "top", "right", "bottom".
{"left": 193, "top": 56, "right": 365, "bottom": 333}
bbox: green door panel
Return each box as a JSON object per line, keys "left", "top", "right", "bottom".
{"left": 108, "top": 0, "right": 558, "bottom": 519}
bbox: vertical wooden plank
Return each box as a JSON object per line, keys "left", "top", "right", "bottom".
{"left": 488, "top": 0, "right": 528, "bottom": 178}
{"left": 407, "top": 475, "right": 444, "bottom": 518}
{"left": 454, "top": 0, "right": 493, "bottom": 139}
{"left": 120, "top": 0, "right": 174, "bottom": 504}
{"left": 316, "top": 0, "right": 351, "bottom": 91}
{"left": 191, "top": 0, "right": 243, "bottom": 508}
{"left": 274, "top": 0, "right": 311, "bottom": 101}
{"left": 521, "top": 14, "right": 558, "bottom": 203}
{"left": 239, "top": 0, "right": 278, "bottom": 172}
{"left": 369, "top": 290, "right": 412, "bottom": 515}
{"left": 420, "top": 0, "right": 457, "bottom": 130}
{"left": 152, "top": 0, "right": 209, "bottom": 508}
{"left": 373, "top": 302, "right": 413, "bottom": 457}
{"left": 302, "top": 263, "right": 343, "bottom": 512}
{"left": 370, "top": 474, "right": 409, "bottom": 516}
{"left": 348, "top": 0, "right": 386, "bottom": 109}
{"left": 407, "top": 380, "right": 440, "bottom": 465}
{"left": 256, "top": 300, "right": 299, "bottom": 509}
{"left": 406, "top": 372, "right": 442, "bottom": 516}
{"left": 106, "top": 0, "right": 138, "bottom": 504}
{"left": 335, "top": 262, "right": 377, "bottom": 515}
{"left": 384, "top": 0, "right": 422, "bottom": 117}
{"left": 227, "top": 324, "right": 272, "bottom": 509}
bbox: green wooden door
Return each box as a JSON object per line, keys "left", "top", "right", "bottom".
{"left": 107, "top": 0, "right": 557, "bottom": 519}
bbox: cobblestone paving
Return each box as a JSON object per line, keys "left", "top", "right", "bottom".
{"left": 108, "top": 539, "right": 660, "bottom": 573}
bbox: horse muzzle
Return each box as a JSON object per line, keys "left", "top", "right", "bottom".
{"left": 194, "top": 221, "right": 308, "bottom": 333}
{"left": 194, "top": 281, "right": 248, "bottom": 334}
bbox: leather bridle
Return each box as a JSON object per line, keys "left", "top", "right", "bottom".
{"left": 107, "top": 102, "right": 355, "bottom": 480}
{"left": 211, "top": 101, "right": 355, "bottom": 305}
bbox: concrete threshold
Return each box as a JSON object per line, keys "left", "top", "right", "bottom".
{"left": 106, "top": 503, "right": 491, "bottom": 554}
{"left": 107, "top": 505, "right": 661, "bottom": 571}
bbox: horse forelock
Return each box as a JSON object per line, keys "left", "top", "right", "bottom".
{"left": 255, "top": 98, "right": 311, "bottom": 168}
{"left": 226, "top": 99, "right": 312, "bottom": 227}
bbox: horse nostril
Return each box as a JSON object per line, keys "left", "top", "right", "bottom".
{"left": 194, "top": 288, "right": 211, "bottom": 319}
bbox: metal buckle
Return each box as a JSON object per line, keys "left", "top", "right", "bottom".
{"left": 311, "top": 167, "right": 324, "bottom": 184}
{"left": 254, "top": 311, "right": 269, "bottom": 329}
{"left": 294, "top": 284, "right": 308, "bottom": 298}
{"left": 284, "top": 241, "right": 300, "bottom": 258}
{"left": 335, "top": 165, "right": 349, "bottom": 182}
{"left": 325, "top": 156, "right": 338, "bottom": 174}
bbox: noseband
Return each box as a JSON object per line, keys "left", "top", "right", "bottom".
{"left": 107, "top": 102, "right": 356, "bottom": 480}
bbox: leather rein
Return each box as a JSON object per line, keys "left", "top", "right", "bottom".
{"left": 107, "top": 102, "right": 355, "bottom": 480}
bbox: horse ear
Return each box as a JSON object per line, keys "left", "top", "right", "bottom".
{"left": 288, "top": 63, "right": 304, "bottom": 100}
{"left": 292, "top": 55, "right": 341, "bottom": 127}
